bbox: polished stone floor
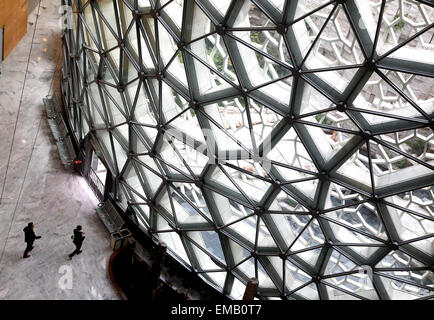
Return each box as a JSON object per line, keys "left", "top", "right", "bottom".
{"left": 0, "top": 0, "right": 119, "bottom": 300}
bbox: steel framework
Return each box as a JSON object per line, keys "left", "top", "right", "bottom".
{"left": 61, "top": 0, "right": 434, "bottom": 300}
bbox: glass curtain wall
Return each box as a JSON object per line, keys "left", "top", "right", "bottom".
{"left": 61, "top": 0, "right": 434, "bottom": 300}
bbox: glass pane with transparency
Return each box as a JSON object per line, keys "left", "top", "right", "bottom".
{"left": 353, "top": 71, "right": 429, "bottom": 124}
{"left": 324, "top": 202, "right": 387, "bottom": 241}
{"left": 303, "top": 5, "right": 364, "bottom": 69}
{"left": 289, "top": 219, "right": 325, "bottom": 261}
{"left": 230, "top": 31, "right": 292, "bottom": 88}
{"left": 324, "top": 182, "right": 369, "bottom": 211}
{"left": 375, "top": 250, "right": 434, "bottom": 299}
{"left": 157, "top": 134, "right": 209, "bottom": 177}
{"left": 283, "top": 258, "right": 314, "bottom": 292}
{"left": 187, "top": 231, "right": 226, "bottom": 264}
{"left": 230, "top": 1, "right": 276, "bottom": 28}
{"left": 366, "top": 0, "right": 434, "bottom": 58}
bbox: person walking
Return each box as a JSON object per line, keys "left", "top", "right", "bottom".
{"left": 23, "top": 222, "right": 41, "bottom": 258}
{"left": 68, "top": 225, "right": 85, "bottom": 260}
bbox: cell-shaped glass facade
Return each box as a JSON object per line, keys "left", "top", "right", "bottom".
{"left": 61, "top": 0, "right": 434, "bottom": 299}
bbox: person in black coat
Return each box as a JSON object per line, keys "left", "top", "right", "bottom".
{"left": 68, "top": 225, "right": 85, "bottom": 260}
{"left": 23, "top": 222, "right": 41, "bottom": 258}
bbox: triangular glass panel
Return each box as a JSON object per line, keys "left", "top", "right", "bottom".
{"left": 105, "top": 46, "right": 123, "bottom": 74}
{"left": 324, "top": 202, "right": 388, "bottom": 242}
{"left": 324, "top": 217, "right": 386, "bottom": 246}
{"left": 171, "top": 182, "right": 212, "bottom": 220}
{"left": 291, "top": 0, "right": 335, "bottom": 21}
{"left": 229, "top": 277, "right": 247, "bottom": 300}
{"left": 292, "top": 247, "right": 323, "bottom": 268}
{"left": 257, "top": 259, "right": 278, "bottom": 290}
{"left": 222, "top": 160, "right": 273, "bottom": 203}
{"left": 324, "top": 182, "right": 369, "bottom": 211}
{"left": 290, "top": 218, "right": 325, "bottom": 256}
{"left": 161, "top": 83, "right": 205, "bottom": 144}
{"left": 323, "top": 283, "right": 363, "bottom": 300}
{"left": 202, "top": 98, "right": 253, "bottom": 153}
{"left": 131, "top": 82, "right": 158, "bottom": 126}
{"left": 99, "top": 57, "right": 119, "bottom": 85}
{"left": 286, "top": 178, "right": 319, "bottom": 201}
{"left": 169, "top": 187, "right": 210, "bottom": 226}
{"left": 122, "top": 161, "right": 147, "bottom": 201}
{"left": 209, "top": 189, "right": 255, "bottom": 226}
{"left": 188, "top": 34, "right": 240, "bottom": 85}
{"left": 322, "top": 269, "right": 378, "bottom": 299}
{"left": 370, "top": 134, "right": 433, "bottom": 176}
{"left": 284, "top": 258, "right": 312, "bottom": 291}
{"left": 324, "top": 248, "right": 358, "bottom": 276}
{"left": 135, "top": 155, "right": 164, "bottom": 197}
{"left": 157, "top": 188, "right": 178, "bottom": 224}
{"left": 230, "top": 29, "right": 292, "bottom": 68}
{"left": 257, "top": 217, "right": 279, "bottom": 251}
{"left": 297, "top": 121, "right": 360, "bottom": 163}
{"left": 384, "top": 186, "right": 434, "bottom": 221}
{"left": 288, "top": 4, "right": 334, "bottom": 62}
{"left": 247, "top": 98, "right": 284, "bottom": 148}
{"left": 379, "top": 69, "right": 434, "bottom": 115}
{"left": 268, "top": 190, "right": 310, "bottom": 213}
{"left": 124, "top": 16, "right": 156, "bottom": 72}
{"left": 353, "top": 71, "right": 426, "bottom": 124}
{"left": 205, "top": 271, "right": 228, "bottom": 288}
{"left": 87, "top": 83, "right": 108, "bottom": 126}
{"left": 208, "top": 165, "right": 257, "bottom": 205}
{"left": 248, "top": 76, "right": 293, "bottom": 110}
{"left": 385, "top": 28, "right": 434, "bottom": 65}
{"left": 268, "top": 127, "right": 318, "bottom": 173}
{"left": 158, "top": 134, "right": 209, "bottom": 177}
{"left": 375, "top": 250, "right": 434, "bottom": 299}
{"left": 230, "top": 1, "right": 277, "bottom": 28}
{"left": 304, "top": 5, "right": 364, "bottom": 70}
{"left": 113, "top": 124, "right": 129, "bottom": 143}
{"left": 102, "top": 86, "right": 128, "bottom": 123}
{"left": 188, "top": 239, "right": 226, "bottom": 271}
{"left": 224, "top": 214, "right": 257, "bottom": 246}
{"left": 155, "top": 211, "right": 175, "bottom": 232}
{"left": 289, "top": 282, "right": 320, "bottom": 300}
{"left": 297, "top": 78, "right": 335, "bottom": 115}
{"left": 311, "top": 67, "right": 360, "bottom": 94}
{"left": 82, "top": 3, "right": 101, "bottom": 51}
{"left": 235, "top": 257, "right": 256, "bottom": 279}
{"left": 94, "top": 0, "right": 119, "bottom": 49}
{"left": 375, "top": 0, "right": 434, "bottom": 57}
{"left": 184, "top": 1, "right": 216, "bottom": 43}
{"left": 165, "top": 51, "right": 189, "bottom": 89}
{"left": 335, "top": 142, "right": 373, "bottom": 193}
{"left": 187, "top": 231, "right": 226, "bottom": 264}
{"left": 228, "top": 34, "right": 291, "bottom": 88}
{"left": 345, "top": 245, "right": 385, "bottom": 262}
{"left": 111, "top": 133, "right": 128, "bottom": 173}
{"left": 157, "top": 20, "right": 178, "bottom": 66}
{"left": 94, "top": 130, "right": 115, "bottom": 172}
{"left": 160, "top": 0, "right": 184, "bottom": 35}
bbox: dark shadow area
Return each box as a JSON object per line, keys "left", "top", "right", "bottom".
{"left": 109, "top": 246, "right": 187, "bottom": 301}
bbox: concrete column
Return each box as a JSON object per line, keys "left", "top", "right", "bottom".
{"left": 242, "top": 277, "right": 259, "bottom": 300}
